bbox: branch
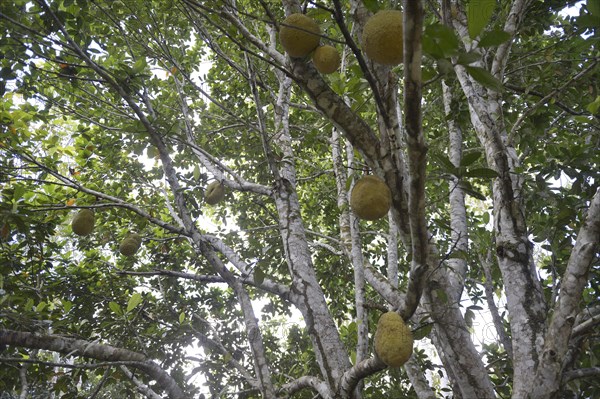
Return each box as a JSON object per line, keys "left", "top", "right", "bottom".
{"left": 0, "top": 330, "right": 185, "bottom": 399}
{"left": 490, "top": 0, "right": 532, "bottom": 77}
{"left": 404, "top": 356, "right": 437, "bottom": 399}
{"left": 509, "top": 61, "right": 598, "bottom": 138}
{"left": 572, "top": 307, "right": 600, "bottom": 338}
{"left": 14, "top": 151, "right": 185, "bottom": 235}
{"left": 119, "top": 365, "right": 163, "bottom": 399}
{"left": 363, "top": 261, "right": 404, "bottom": 307}
{"left": 442, "top": 80, "right": 468, "bottom": 299}
{"left": 187, "top": 315, "right": 259, "bottom": 388}
{"left": 117, "top": 268, "right": 291, "bottom": 301}
{"left": 339, "top": 356, "right": 387, "bottom": 398}
{"left": 504, "top": 83, "right": 588, "bottom": 116}
{"left": 533, "top": 187, "right": 600, "bottom": 397}
{"left": 279, "top": 376, "right": 334, "bottom": 399}
{"left": 196, "top": 241, "right": 277, "bottom": 398}
{"left": 400, "top": 0, "right": 428, "bottom": 321}
{"left": 331, "top": 0, "right": 390, "bottom": 125}
{"left": 563, "top": 367, "right": 600, "bottom": 383}
{"left": 480, "top": 252, "right": 513, "bottom": 358}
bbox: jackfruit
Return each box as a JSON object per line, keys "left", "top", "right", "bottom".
{"left": 71, "top": 209, "right": 95, "bottom": 236}
{"left": 350, "top": 175, "right": 392, "bottom": 220}
{"left": 374, "top": 311, "right": 413, "bottom": 367}
{"left": 119, "top": 233, "right": 142, "bottom": 257}
{"left": 312, "top": 45, "right": 341, "bottom": 74}
{"left": 205, "top": 181, "right": 225, "bottom": 205}
{"left": 279, "top": 13, "right": 321, "bottom": 58}
{"left": 362, "top": 10, "right": 404, "bottom": 65}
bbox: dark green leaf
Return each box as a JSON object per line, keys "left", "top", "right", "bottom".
{"left": 363, "top": 0, "right": 379, "bottom": 13}
{"left": 460, "top": 182, "right": 487, "bottom": 200}
{"left": 460, "top": 151, "right": 482, "bottom": 167}
{"left": 465, "top": 66, "right": 504, "bottom": 92}
{"left": 478, "top": 30, "right": 512, "bottom": 47}
{"left": 413, "top": 323, "right": 433, "bottom": 340}
{"left": 432, "top": 152, "right": 459, "bottom": 175}
{"left": 457, "top": 51, "right": 481, "bottom": 65}
{"left": 467, "top": 0, "right": 496, "bottom": 39}
{"left": 424, "top": 24, "right": 460, "bottom": 59}
{"left": 587, "top": 0, "right": 600, "bottom": 17}
{"left": 468, "top": 305, "right": 484, "bottom": 311}
{"left": 465, "top": 308, "right": 475, "bottom": 328}
{"left": 254, "top": 267, "right": 265, "bottom": 285}
{"left": 437, "top": 58, "right": 454, "bottom": 75}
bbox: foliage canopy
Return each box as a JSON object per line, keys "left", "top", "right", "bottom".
{"left": 0, "top": 0, "right": 599, "bottom": 398}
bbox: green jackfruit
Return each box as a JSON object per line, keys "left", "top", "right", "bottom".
{"left": 362, "top": 10, "right": 404, "bottom": 65}
{"left": 350, "top": 175, "right": 392, "bottom": 220}
{"left": 119, "top": 233, "right": 142, "bottom": 257}
{"left": 71, "top": 209, "right": 95, "bottom": 236}
{"left": 205, "top": 181, "right": 225, "bottom": 205}
{"left": 374, "top": 311, "right": 413, "bottom": 367}
{"left": 279, "top": 13, "right": 321, "bottom": 57}
{"left": 312, "top": 45, "right": 341, "bottom": 74}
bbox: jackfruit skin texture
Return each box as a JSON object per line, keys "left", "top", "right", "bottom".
{"left": 374, "top": 311, "right": 413, "bottom": 367}
{"left": 362, "top": 10, "right": 404, "bottom": 65}
{"left": 279, "top": 13, "right": 321, "bottom": 58}
{"left": 350, "top": 175, "right": 392, "bottom": 220}
{"left": 312, "top": 45, "right": 341, "bottom": 74}
{"left": 119, "top": 233, "right": 142, "bottom": 257}
{"left": 205, "top": 181, "right": 225, "bottom": 205}
{"left": 71, "top": 209, "right": 95, "bottom": 236}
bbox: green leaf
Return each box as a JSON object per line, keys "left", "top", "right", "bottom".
{"left": 588, "top": 0, "right": 600, "bottom": 17}
{"left": 179, "top": 311, "right": 185, "bottom": 324}
{"left": 467, "top": 0, "right": 496, "bottom": 39}
{"left": 437, "top": 58, "right": 454, "bottom": 75}
{"left": 254, "top": 267, "right": 265, "bottom": 285}
{"left": 465, "top": 66, "right": 504, "bottom": 92}
{"left": 460, "top": 151, "right": 482, "bottom": 167}
{"left": 457, "top": 51, "right": 481, "bottom": 66}
{"left": 132, "top": 58, "right": 147, "bottom": 75}
{"left": 449, "top": 249, "right": 469, "bottom": 260}
{"left": 62, "top": 299, "right": 73, "bottom": 313}
{"left": 460, "top": 181, "right": 487, "bottom": 200}
{"left": 35, "top": 301, "right": 47, "bottom": 312}
{"left": 463, "top": 167, "right": 499, "bottom": 178}
{"left": 586, "top": 95, "right": 600, "bottom": 114}
{"left": 424, "top": 24, "right": 460, "bottom": 59}
{"left": 465, "top": 308, "right": 475, "bottom": 328}
{"left": 478, "top": 30, "right": 512, "bottom": 47}
{"left": 468, "top": 305, "right": 484, "bottom": 311}
{"left": 109, "top": 301, "right": 122, "bottom": 316}
{"left": 435, "top": 289, "right": 448, "bottom": 303}
{"left": 413, "top": 323, "right": 433, "bottom": 340}
{"left": 482, "top": 211, "right": 490, "bottom": 225}
{"left": 363, "top": 0, "right": 379, "bottom": 13}
{"left": 126, "top": 292, "right": 143, "bottom": 313}
{"left": 432, "top": 152, "right": 459, "bottom": 175}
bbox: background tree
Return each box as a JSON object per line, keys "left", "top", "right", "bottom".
{"left": 1, "top": 0, "right": 599, "bottom": 398}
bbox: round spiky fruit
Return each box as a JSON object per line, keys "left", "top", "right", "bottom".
{"left": 374, "top": 311, "right": 413, "bottom": 367}
{"left": 119, "top": 233, "right": 142, "bottom": 257}
{"left": 279, "top": 13, "right": 321, "bottom": 58}
{"left": 71, "top": 209, "right": 95, "bottom": 236}
{"left": 350, "top": 175, "right": 392, "bottom": 220}
{"left": 312, "top": 45, "right": 341, "bottom": 74}
{"left": 205, "top": 181, "right": 225, "bottom": 205}
{"left": 362, "top": 10, "right": 404, "bottom": 65}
